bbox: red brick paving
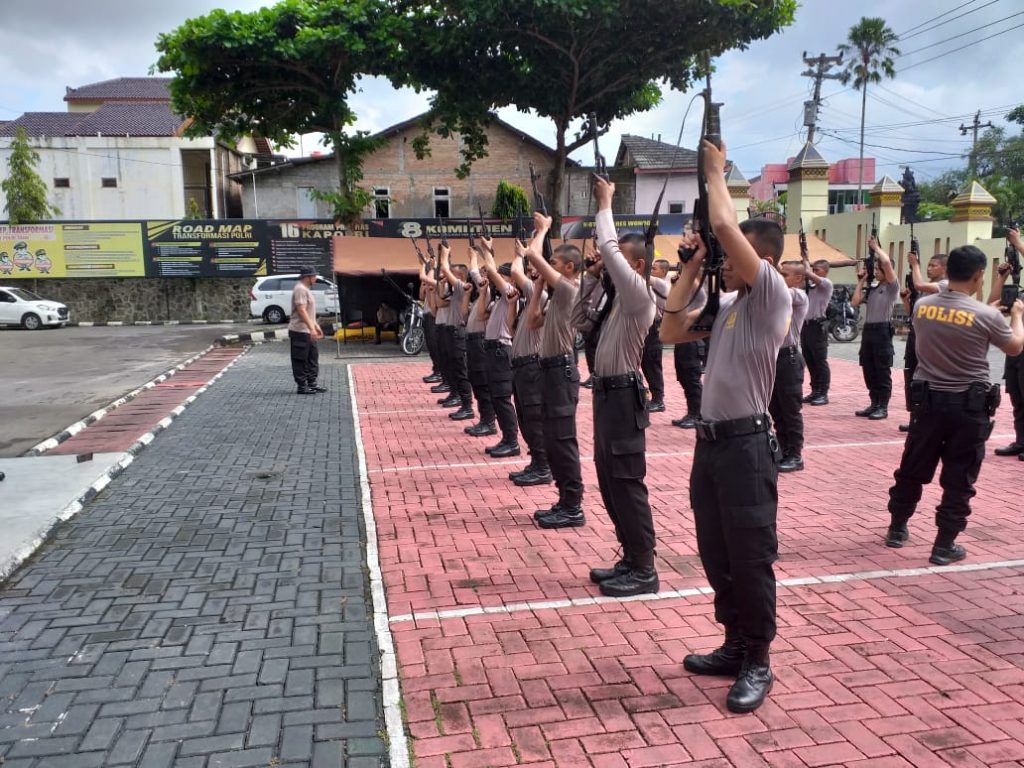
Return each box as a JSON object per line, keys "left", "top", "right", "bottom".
{"left": 354, "top": 357, "right": 1024, "bottom": 767}
{"left": 48, "top": 347, "right": 243, "bottom": 455}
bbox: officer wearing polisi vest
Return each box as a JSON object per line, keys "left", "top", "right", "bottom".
{"left": 898, "top": 251, "right": 948, "bottom": 433}
{"left": 852, "top": 236, "right": 899, "bottom": 420}
{"left": 885, "top": 245, "right": 1024, "bottom": 565}
{"left": 464, "top": 248, "right": 498, "bottom": 438}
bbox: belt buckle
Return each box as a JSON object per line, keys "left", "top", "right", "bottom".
{"left": 564, "top": 362, "right": 573, "bottom": 380}
{"left": 696, "top": 421, "right": 715, "bottom": 441}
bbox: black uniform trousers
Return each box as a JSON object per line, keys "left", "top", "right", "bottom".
{"left": 289, "top": 330, "right": 319, "bottom": 387}
{"left": 674, "top": 341, "right": 704, "bottom": 416}
{"left": 768, "top": 346, "right": 805, "bottom": 457}
{"left": 903, "top": 328, "right": 918, "bottom": 412}
{"left": 690, "top": 421, "right": 779, "bottom": 644}
{"left": 1004, "top": 352, "right": 1024, "bottom": 444}
{"left": 466, "top": 332, "right": 495, "bottom": 424}
{"left": 439, "top": 325, "right": 473, "bottom": 408}
{"left": 435, "top": 322, "right": 452, "bottom": 388}
{"left": 800, "top": 318, "right": 830, "bottom": 395}
{"left": 423, "top": 313, "right": 441, "bottom": 375}
{"left": 541, "top": 353, "right": 584, "bottom": 508}
{"left": 513, "top": 355, "right": 547, "bottom": 470}
{"left": 593, "top": 375, "right": 655, "bottom": 566}
{"left": 889, "top": 389, "right": 993, "bottom": 541}
{"left": 640, "top": 321, "right": 665, "bottom": 402}
{"left": 859, "top": 322, "right": 895, "bottom": 407}
{"left": 584, "top": 325, "right": 601, "bottom": 379}
{"left": 484, "top": 341, "right": 518, "bottom": 443}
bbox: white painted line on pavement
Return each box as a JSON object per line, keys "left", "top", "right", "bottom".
{"left": 348, "top": 365, "right": 410, "bottom": 768}
{"left": 389, "top": 558, "right": 1024, "bottom": 625}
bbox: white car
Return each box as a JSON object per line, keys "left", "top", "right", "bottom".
{"left": 0, "top": 286, "right": 69, "bottom": 329}
{"left": 249, "top": 274, "right": 339, "bottom": 325}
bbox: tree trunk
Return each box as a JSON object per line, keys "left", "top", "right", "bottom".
{"left": 550, "top": 120, "right": 568, "bottom": 231}
{"left": 857, "top": 82, "right": 867, "bottom": 206}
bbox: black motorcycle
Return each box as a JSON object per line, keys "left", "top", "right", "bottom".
{"left": 826, "top": 285, "right": 860, "bottom": 343}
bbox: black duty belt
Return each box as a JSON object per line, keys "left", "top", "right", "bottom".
{"left": 467, "top": 332, "right": 484, "bottom": 340}
{"left": 695, "top": 413, "right": 771, "bottom": 442}
{"left": 778, "top": 345, "right": 800, "bottom": 358}
{"left": 540, "top": 353, "right": 575, "bottom": 368}
{"left": 592, "top": 372, "right": 640, "bottom": 392}
{"left": 863, "top": 322, "right": 892, "bottom": 330}
{"left": 806, "top": 317, "right": 828, "bottom": 325}
{"left": 512, "top": 353, "right": 540, "bottom": 369}
{"left": 484, "top": 339, "right": 511, "bottom": 351}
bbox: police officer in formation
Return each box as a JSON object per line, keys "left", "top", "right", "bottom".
{"left": 640, "top": 259, "right": 671, "bottom": 413}
{"left": 411, "top": 131, "right": 1023, "bottom": 719}
{"left": 886, "top": 245, "right": 1023, "bottom": 564}
{"left": 852, "top": 237, "right": 899, "bottom": 419}
{"left": 464, "top": 249, "right": 498, "bottom": 438}
{"left": 993, "top": 226, "right": 1024, "bottom": 460}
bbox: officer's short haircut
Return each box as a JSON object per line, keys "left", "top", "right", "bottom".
{"left": 930, "top": 253, "right": 948, "bottom": 266}
{"left": 812, "top": 259, "right": 830, "bottom": 270}
{"left": 946, "top": 245, "right": 986, "bottom": 281}
{"left": 498, "top": 262, "right": 512, "bottom": 277}
{"left": 553, "top": 243, "right": 582, "bottom": 273}
{"left": 618, "top": 233, "right": 647, "bottom": 264}
{"left": 654, "top": 258, "right": 671, "bottom": 269}
{"left": 780, "top": 261, "right": 803, "bottom": 273}
{"left": 739, "top": 219, "right": 785, "bottom": 262}
{"left": 453, "top": 263, "right": 467, "bottom": 271}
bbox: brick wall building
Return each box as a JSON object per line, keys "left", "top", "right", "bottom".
{"left": 236, "top": 113, "right": 573, "bottom": 220}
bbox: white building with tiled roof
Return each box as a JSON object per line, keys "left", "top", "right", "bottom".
{"left": 0, "top": 77, "right": 275, "bottom": 221}
{"left": 614, "top": 134, "right": 700, "bottom": 216}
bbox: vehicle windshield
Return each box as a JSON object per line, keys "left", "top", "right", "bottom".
{"left": 8, "top": 288, "right": 42, "bottom": 301}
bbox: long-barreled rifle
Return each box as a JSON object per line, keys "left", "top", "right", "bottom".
{"left": 686, "top": 68, "right": 726, "bottom": 334}
{"left": 906, "top": 220, "right": 920, "bottom": 309}
{"left": 799, "top": 218, "right": 811, "bottom": 292}
{"left": 1003, "top": 222, "right": 1021, "bottom": 309}
{"left": 528, "top": 163, "right": 553, "bottom": 262}
{"left": 863, "top": 214, "right": 878, "bottom": 299}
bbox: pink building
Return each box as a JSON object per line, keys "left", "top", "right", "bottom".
{"left": 750, "top": 154, "right": 876, "bottom": 213}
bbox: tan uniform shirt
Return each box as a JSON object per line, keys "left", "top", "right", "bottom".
{"left": 540, "top": 276, "right": 579, "bottom": 357}
{"left": 512, "top": 281, "right": 545, "bottom": 359}
{"left": 288, "top": 282, "right": 315, "bottom": 333}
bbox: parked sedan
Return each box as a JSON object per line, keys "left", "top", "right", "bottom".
{"left": 0, "top": 285, "right": 69, "bottom": 329}
{"left": 249, "top": 274, "right": 339, "bottom": 324}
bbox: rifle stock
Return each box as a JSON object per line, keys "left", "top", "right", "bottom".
{"left": 799, "top": 218, "right": 811, "bottom": 292}
{"left": 528, "top": 162, "right": 553, "bottom": 262}
{"left": 863, "top": 214, "right": 877, "bottom": 298}
{"left": 1002, "top": 223, "right": 1021, "bottom": 309}
{"left": 906, "top": 221, "right": 920, "bottom": 307}
{"left": 690, "top": 71, "right": 726, "bottom": 334}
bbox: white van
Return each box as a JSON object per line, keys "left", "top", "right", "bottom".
{"left": 249, "top": 274, "right": 339, "bottom": 324}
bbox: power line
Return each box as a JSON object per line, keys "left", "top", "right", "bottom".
{"left": 874, "top": 84, "right": 950, "bottom": 119}
{"left": 898, "top": 9, "right": 1024, "bottom": 58}
{"left": 901, "top": 21, "right": 1024, "bottom": 71}
{"left": 896, "top": 0, "right": 982, "bottom": 37}
{"left": 899, "top": 0, "right": 1001, "bottom": 41}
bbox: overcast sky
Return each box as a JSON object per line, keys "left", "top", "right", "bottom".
{"left": 1, "top": 0, "right": 1021, "bottom": 184}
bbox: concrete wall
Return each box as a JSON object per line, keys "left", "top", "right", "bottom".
{"left": 634, "top": 172, "right": 699, "bottom": 215}
{"left": 0, "top": 135, "right": 235, "bottom": 220}
{"left": 20, "top": 277, "right": 253, "bottom": 323}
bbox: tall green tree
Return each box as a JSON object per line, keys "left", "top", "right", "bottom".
{"left": 837, "top": 17, "right": 900, "bottom": 203}
{"left": 2, "top": 128, "right": 60, "bottom": 225}
{"left": 155, "top": 0, "right": 408, "bottom": 224}
{"left": 492, "top": 180, "right": 530, "bottom": 219}
{"left": 404, "top": 0, "right": 796, "bottom": 223}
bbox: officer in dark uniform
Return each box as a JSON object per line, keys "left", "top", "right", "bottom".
{"left": 420, "top": 258, "right": 458, "bottom": 406}
{"left": 526, "top": 215, "right": 585, "bottom": 528}
{"left": 852, "top": 237, "right": 899, "bottom": 420}
{"left": 661, "top": 138, "right": 790, "bottom": 715}
{"left": 572, "top": 176, "right": 658, "bottom": 596}
{"left": 898, "top": 252, "right": 947, "bottom": 432}
{"left": 420, "top": 278, "right": 443, "bottom": 384}
{"left": 477, "top": 239, "right": 520, "bottom": 458}
{"left": 886, "top": 245, "right": 1023, "bottom": 564}
{"left": 671, "top": 338, "right": 705, "bottom": 428}
{"left": 799, "top": 257, "right": 858, "bottom": 405}
{"left": 437, "top": 244, "right": 476, "bottom": 421}
{"left": 464, "top": 249, "right": 498, "bottom": 437}
{"left": 992, "top": 227, "right": 1024, "bottom": 459}
{"left": 770, "top": 263, "right": 809, "bottom": 472}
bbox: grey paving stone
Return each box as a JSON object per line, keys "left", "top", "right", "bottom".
{"left": 0, "top": 350, "right": 385, "bottom": 766}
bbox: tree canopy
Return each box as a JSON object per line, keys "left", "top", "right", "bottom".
{"left": 403, "top": 0, "right": 796, "bottom": 221}
{"left": 155, "top": 0, "right": 408, "bottom": 223}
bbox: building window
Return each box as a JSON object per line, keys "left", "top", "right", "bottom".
{"left": 668, "top": 202, "right": 685, "bottom": 214}
{"left": 374, "top": 187, "right": 391, "bottom": 219}
{"left": 433, "top": 186, "right": 450, "bottom": 218}
{"left": 101, "top": 177, "right": 117, "bottom": 188}
{"left": 54, "top": 178, "right": 70, "bottom": 188}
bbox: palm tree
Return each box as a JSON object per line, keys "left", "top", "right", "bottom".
{"left": 837, "top": 17, "right": 899, "bottom": 205}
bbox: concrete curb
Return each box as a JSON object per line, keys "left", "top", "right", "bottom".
{"left": 218, "top": 328, "right": 290, "bottom": 345}
{"left": 68, "top": 319, "right": 267, "bottom": 327}
{"left": 2, "top": 348, "right": 248, "bottom": 584}
{"left": 24, "top": 345, "right": 217, "bottom": 456}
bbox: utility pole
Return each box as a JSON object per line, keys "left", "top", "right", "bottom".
{"left": 959, "top": 110, "right": 993, "bottom": 179}
{"left": 801, "top": 51, "right": 843, "bottom": 144}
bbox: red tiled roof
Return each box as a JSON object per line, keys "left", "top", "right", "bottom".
{"left": 64, "top": 77, "right": 172, "bottom": 103}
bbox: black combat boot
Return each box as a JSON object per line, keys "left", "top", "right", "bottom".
{"left": 513, "top": 466, "right": 552, "bottom": 486}
{"left": 808, "top": 393, "right": 829, "bottom": 406}
{"left": 535, "top": 505, "right": 585, "bottom": 529}
{"left": 438, "top": 394, "right": 461, "bottom": 407}
{"left": 449, "top": 406, "right": 475, "bottom": 421}
{"left": 855, "top": 401, "right": 878, "bottom": 417}
{"left": 589, "top": 556, "right": 631, "bottom": 584}
{"left": 487, "top": 441, "right": 521, "bottom": 458}
{"left": 683, "top": 626, "right": 746, "bottom": 676}
{"left": 430, "top": 383, "right": 451, "bottom": 393}
{"left": 465, "top": 421, "right": 497, "bottom": 437}
{"left": 885, "top": 522, "right": 909, "bottom": 548}
{"left": 423, "top": 372, "right": 442, "bottom": 383}
{"left": 868, "top": 405, "right": 889, "bottom": 420}
{"left": 598, "top": 551, "right": 658, "bottom": 597}
{"left": 671, "top": 413, "right": 699, "bottom": 429}
{"left": 726, "top": 643, "right": 774, "bottom": 714}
